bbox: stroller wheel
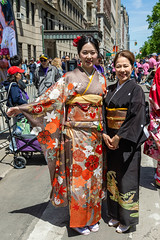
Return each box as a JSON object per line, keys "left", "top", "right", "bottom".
{"left": 14, "top": 156, "right": 27, "bottom": 169}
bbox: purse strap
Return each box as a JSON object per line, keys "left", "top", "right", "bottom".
{"left": 7, "top": 82, "right": 14, "bottom": 100}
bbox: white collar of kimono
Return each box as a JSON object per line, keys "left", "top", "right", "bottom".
{"left": 117, "top": 79, "right": 131, "bottom": 91}
{"left": 81, "top": 67, "right": 95, "bottom": 79}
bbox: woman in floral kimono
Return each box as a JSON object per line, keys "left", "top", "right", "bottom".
{"left": 103, "top": 50, "right": 147, "bottom": 233}
{"left": 7, "top": 35, "right": 107, "bottom": 235}
{"left": 144, "top": 67, "right": 160, "bottom": 186}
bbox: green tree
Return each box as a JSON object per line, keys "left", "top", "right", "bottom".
{"left": 140, "top": 0, "right": 160, "bottom": 55}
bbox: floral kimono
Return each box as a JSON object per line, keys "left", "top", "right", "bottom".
{"left": 18, "top": 67, "right": 107, "bottom": 228}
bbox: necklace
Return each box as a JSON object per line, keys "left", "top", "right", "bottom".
{"left": 81, "top": 66, "right": 95, "bottom": 77}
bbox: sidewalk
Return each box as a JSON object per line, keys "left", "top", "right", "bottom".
{"left": 0, "top": 133, "right": 13, "bottom": 179}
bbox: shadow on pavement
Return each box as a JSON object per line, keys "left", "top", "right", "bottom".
{"left": 10, "top": 201, "right": 50, "bottom": 219}
{"left": 10, "top": 201, "right": 70, "bottom": 227}
{"left": 140, "top": 166, "right": 157, "bottom": 191}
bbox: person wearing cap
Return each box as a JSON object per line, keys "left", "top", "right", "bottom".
{"left": 148, "top": 53, "right": 157, "bottom": 72}
{"left": 3, "top": 66, "right": 29, "bottom": 151}
{"left": 33, "top": 54, "right": 60, "bottom": 96}
{"left": 3, "top": 66, "right": 29, "bottom": 108}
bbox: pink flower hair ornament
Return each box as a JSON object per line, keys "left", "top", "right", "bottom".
{"left": 73, "top": 36, "right": 81, "bottom": 47}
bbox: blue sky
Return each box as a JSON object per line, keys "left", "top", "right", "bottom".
{"left": 121, "top": 0, "right": 158, "bottom": 54}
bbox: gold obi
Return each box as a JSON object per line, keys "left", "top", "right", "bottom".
{"left": 106, "top": 107, "right": 127, "bottom": 129}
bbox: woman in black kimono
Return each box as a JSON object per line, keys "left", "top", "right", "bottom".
{"left": 103, "top": 50, "right": 147, "bottom": 233}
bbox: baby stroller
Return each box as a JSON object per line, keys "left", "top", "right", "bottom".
{"left": 0, "top": 103, "right": 42, "bottom": 169}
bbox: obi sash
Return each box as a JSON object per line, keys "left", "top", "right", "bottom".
{"left": 66, "top": 94, "right": 102, "bottom": 106}
{"left": 66, "top": 94, "right": 103, "bottom": 131}
{"left": 106, "top": 107, "right": 127, "bottom": 129}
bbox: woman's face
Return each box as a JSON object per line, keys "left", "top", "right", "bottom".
{"left": 115, "top": 56, "right": 133, "bottom": 84}
{"left": 79, "top": 42, "right": 98, "bottom": 73}
{"left": 15, "top": 72, "right": 22, "bottom": 82}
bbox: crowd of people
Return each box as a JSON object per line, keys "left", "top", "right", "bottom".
{"left": 106, "top": 52, "right": 160, "bottom": 85}
{"left": 1, "top": 34, "right": 160, "bottom": 236}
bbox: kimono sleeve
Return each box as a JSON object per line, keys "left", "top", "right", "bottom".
{"left": 117, "top": 86, "right": 147, "bottom": 144}
{"left": 18, "top": 77, "right": 77, "bottom": 180}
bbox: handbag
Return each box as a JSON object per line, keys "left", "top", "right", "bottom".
{"left": 16, "top": 118, "right": 31, "bottom": 135}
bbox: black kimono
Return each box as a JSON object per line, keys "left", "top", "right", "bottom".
{"left": 103, "top": 79, "right": 147, "bottom": 227}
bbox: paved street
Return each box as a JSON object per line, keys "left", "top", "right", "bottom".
{"left": 0, "top": 83, "right": 160, "bottom": 240}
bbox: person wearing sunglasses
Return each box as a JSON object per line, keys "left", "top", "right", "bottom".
{"left": 33, "top": 54, "right": 61, "bottom": 96}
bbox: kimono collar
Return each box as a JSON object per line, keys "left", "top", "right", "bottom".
{"left": 81, "top": 67, "right": 95, "bottom": 79}
{"left": 117, "top": 79, "right": 131, "bottom": 91}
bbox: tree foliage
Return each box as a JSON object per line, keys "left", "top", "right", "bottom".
{"left": 139, "top": 0, "right": 160, "bottom": 57}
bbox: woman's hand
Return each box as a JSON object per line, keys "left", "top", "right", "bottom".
{"left": 103, "top": 133, "right": 116, "bottom": 150}
{"left": 7, "top": 106, "right": 21, "bottom": 117}
{"left": 111, "top": 135, "right": 121, "bottom": 149}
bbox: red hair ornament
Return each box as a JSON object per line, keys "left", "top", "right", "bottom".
{"left": 73, "top": 36, "right": 81, "bottom": 47}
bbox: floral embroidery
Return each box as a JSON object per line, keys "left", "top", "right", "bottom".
{"left": 95, "top": 144, "right": 103, "bottom": 154}
{"left": 49, "top": 89, "right": 60, "bottom": 100}
{"left": 32, "top": 105, "right": 44, "bottom": 114}
{"left": 37, "top": 130, "right": 51, "bottom": 144}
{"left": 107, "top": 171, "right": 139, "bottom": 217}
{"left": 73, "top": 149, "right": 85, "bottom": 162}
{"left": 73, "top": 203, "right": 80, "bottom": 211}
{"left": 46, "top": 138, "right": 58, "bottom": 150}
{"left": 45, "top": 117, "right": 60, "bottom": 134}
{"left": 44, "top": 110, "right": 56, "bottom": 122}
{"left": 85, "top": 155, "right": 99, "bottom": 171}
{"left": 82, "top": 169, "right": 93, "bottom": 180}
{"left": 72, "top": 164, "right": 82, "bottom": 177}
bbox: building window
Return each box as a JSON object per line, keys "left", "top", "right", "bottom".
{"left": 51, "top": 15, "right": 55, "bottom": 30}
{"left": 33, "top": 46, "right": 36, "bottom": 60}
{"left": 18, "top": 43, "right": 22, "bottom": 59}
{"left": 31, "top": 2, "right": 35, "bottom": 25}
{"left": 73, "top": 7, "right": 75, "bottom": 19}
{"left": 59, "top": 20, "right": 61, "bottom": 30}
{"left": 26, "top": 0, "right": 29, "bottom": 24}
{"left": 80, "top": 14, "right": 83, "bottom": 25}
{"left": 28, "top": 44, "right": 31, "bottom": 61}
{"left": 42, "top": 9, "right": 48, "bottom": 30}
{"left": 62, "top": 0, "right": 65, "bottom": 11}
{"left": 16, "top": 0, "right": 20, "bottom": 12}
{"left": 70, "top": 4, "right": 72, "bottom": 16}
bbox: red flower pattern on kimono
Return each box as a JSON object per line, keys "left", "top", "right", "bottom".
{"left": 72, "top": 164, "right": 82, "bottom": 177}
{"left": 85, "top": 155, "right": 99, "bottom": 171}
{"left": 32, "top": 105, "right": 44, "bottom": 114}
{"left": 73, "top": 149, "right": 85, "bottom": 162}
{"left": 37, "top": 130, "right": 52, "bottom": 144}
{"left": 95, "top": 144, "right": 103, "bottom": 154}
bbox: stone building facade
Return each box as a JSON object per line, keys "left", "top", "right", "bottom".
{"left": 11, "top": 0, "right": 129, "bottom": 61}
{"left": 11, "top": 0, "right": 86, "bottom": 61}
